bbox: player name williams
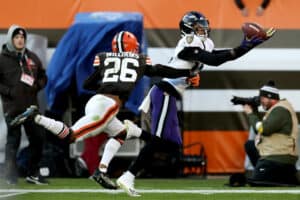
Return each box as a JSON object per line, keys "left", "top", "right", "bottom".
{"left": 106, "top": 52, "right": 139, "bottom": 58}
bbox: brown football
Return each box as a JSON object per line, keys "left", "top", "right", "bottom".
{"left": 241, "top": 22, "right": 267, "bottom": 39}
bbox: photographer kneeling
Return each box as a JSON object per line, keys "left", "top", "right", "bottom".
{"left": 243, "top": 80, "right": 299, "bottom": 186}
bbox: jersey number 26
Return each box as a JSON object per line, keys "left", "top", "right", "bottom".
{"left": 103, "top": 57, "right": 138, "bottom": 83}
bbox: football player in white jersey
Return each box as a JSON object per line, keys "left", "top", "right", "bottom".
{"left": 10, "top": 31, "right": 196, "bottom": 189}
{"left": 116, "top": 11, "right": 275, "bottom": 196}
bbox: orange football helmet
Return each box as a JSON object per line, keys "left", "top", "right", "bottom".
{"left": 112, "top": 31, "right": 139, "bottom": 53}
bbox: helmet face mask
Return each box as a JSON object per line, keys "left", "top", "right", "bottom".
{"left": 112, "top": 31, "right": 140, "bottom": 53}
{"left": 193, "top": 21, "right": 210, "bottom": 38}
{"left": 179, "top": 11, "right": 210, "bottom": 39}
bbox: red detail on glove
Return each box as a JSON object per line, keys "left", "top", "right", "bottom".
{"left": 187, "top": 73, "right": 200, "bottom": 87}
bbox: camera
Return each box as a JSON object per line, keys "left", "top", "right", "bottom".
{"left": 231, "top": 96, "right": 260, "bottom": 107}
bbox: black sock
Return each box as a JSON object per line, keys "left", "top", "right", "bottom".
{"left": 140, "top": 130, "right": 153, "bottom": 141}
{"left": 129, "top": 142, "right": 154, "bottom": 175}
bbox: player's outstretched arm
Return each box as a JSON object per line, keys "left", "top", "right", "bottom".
{"left": 234, "top": 25, "right": 276, "bottom": 58}
{"left": 240, "top": 26, "right": 276, "bottom": 49}
{"left": 178, "top": 26, "right": 276, "bottom": 66}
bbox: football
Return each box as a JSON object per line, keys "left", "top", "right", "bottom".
{"left": 241, "top": 22, "right": 267, "bottom": 40}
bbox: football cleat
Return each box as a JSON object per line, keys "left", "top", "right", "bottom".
{"left": 92, "top": 168, "right": 117, "bottom": 189}
{"left": 10, "top": 105, "right": 38, "bottom": 127}
{"left": 116, "top": 171, "right": 140, "bottom": 197}
{"left": 26, "top": 175, "right": 49, "bottom": 185}
{"left": 74, "top": 157, "right": 89, "bottom": 177}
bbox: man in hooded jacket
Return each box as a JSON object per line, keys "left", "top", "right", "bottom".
{"left": 0, "top": 24, "right": 48, "bottom": 184}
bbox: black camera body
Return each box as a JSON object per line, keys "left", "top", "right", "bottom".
{"left": 231, "top": 96, "right": 260, "bottom": 107}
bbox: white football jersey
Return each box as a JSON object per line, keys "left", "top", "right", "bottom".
{"left": 162, "top": 34, "right": 214, "bottom": 96}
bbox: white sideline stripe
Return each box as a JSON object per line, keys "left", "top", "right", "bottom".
{"left": 1, "top": 189, "right": 300, "bottom": 194}
{"left": 0, "top": 192, "right": 28, "bottom": 198}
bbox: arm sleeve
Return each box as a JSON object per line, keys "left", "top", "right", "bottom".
{"left": 30, "top": 52, "right": 47, "bottom": 90}
{"left": 144, "top": 64, "right": 192, "bottom": 78}
{"left": 261, "top": 0, "right": 270, "bottom": 9}
{"left": 260, "top": 107, "right": 292, "bottom": 136}
{"left": 0, "top": 63, "right": 11, "bottom": 96}
{"left": 248, "top": 113, "right": 261, "bottom": 132}
{"left": 234, "top": 0, "right": 245, "bottom": 9}
{"left": 36, "top": 60, "right": 47, "bottom": 90}
{"left": 177, "top": 46, "right": 250, "bottom": 66}
{"left": 83, "top": 68, "right": 102, "bottom": 91}
{"left": 36, "top": 67, "right": 47, "bottom": 90}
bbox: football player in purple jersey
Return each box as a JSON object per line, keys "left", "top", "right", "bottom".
{"left": 116, "top": 11, "right": 275, "bottom": 196}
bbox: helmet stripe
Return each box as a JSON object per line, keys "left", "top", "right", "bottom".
{"left": 117, "top": 31, "right": 124, "bottom": 52}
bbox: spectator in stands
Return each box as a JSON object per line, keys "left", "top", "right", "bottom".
{"left": 243, "top": 80, "right": 299, "bottom": 186}
{"left": 234, "top": 0, "right": 271, "bottom": 17}
{"left": 0, "top": 25, "right": 48, "bottom": 185}
{"left": 116, "top": 10, "right": 276, "bottom": 197}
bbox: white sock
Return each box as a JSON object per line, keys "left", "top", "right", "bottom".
{"left": 119, "top": 171, "right": 135, "bottom": 187}
{"left": 100, "top": 138, "right": 121, "bottom": 169}
{"left": 35, "top": 114, "right": 69, "bottom": 138}
{"left": 124, "top": 171, "right": 135, "bottom": 180}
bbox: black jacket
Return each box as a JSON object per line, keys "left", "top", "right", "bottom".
{"left": 0, "top": 45, "right": 47, "bottom": 116}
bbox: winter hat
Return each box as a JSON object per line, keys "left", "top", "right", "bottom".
{"left": 259, "top": 80, "right": 280, "bottom": 100}
{"left": 6, "top": 25, "right": 27, "bottom": 52}
{"left": 12, "top": 28, "right": 27, "bottom": 40}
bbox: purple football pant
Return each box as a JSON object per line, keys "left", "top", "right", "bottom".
{"left": 149, "top": 86, "right": 182, "bottom": 145}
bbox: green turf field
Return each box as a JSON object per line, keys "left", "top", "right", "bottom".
{"left": 0, "top": 178, "right": 299, "bottom": 200}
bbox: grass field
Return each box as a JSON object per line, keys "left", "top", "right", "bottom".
{"left": 0, "top": 177, "right": 300, "bottom": 200}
